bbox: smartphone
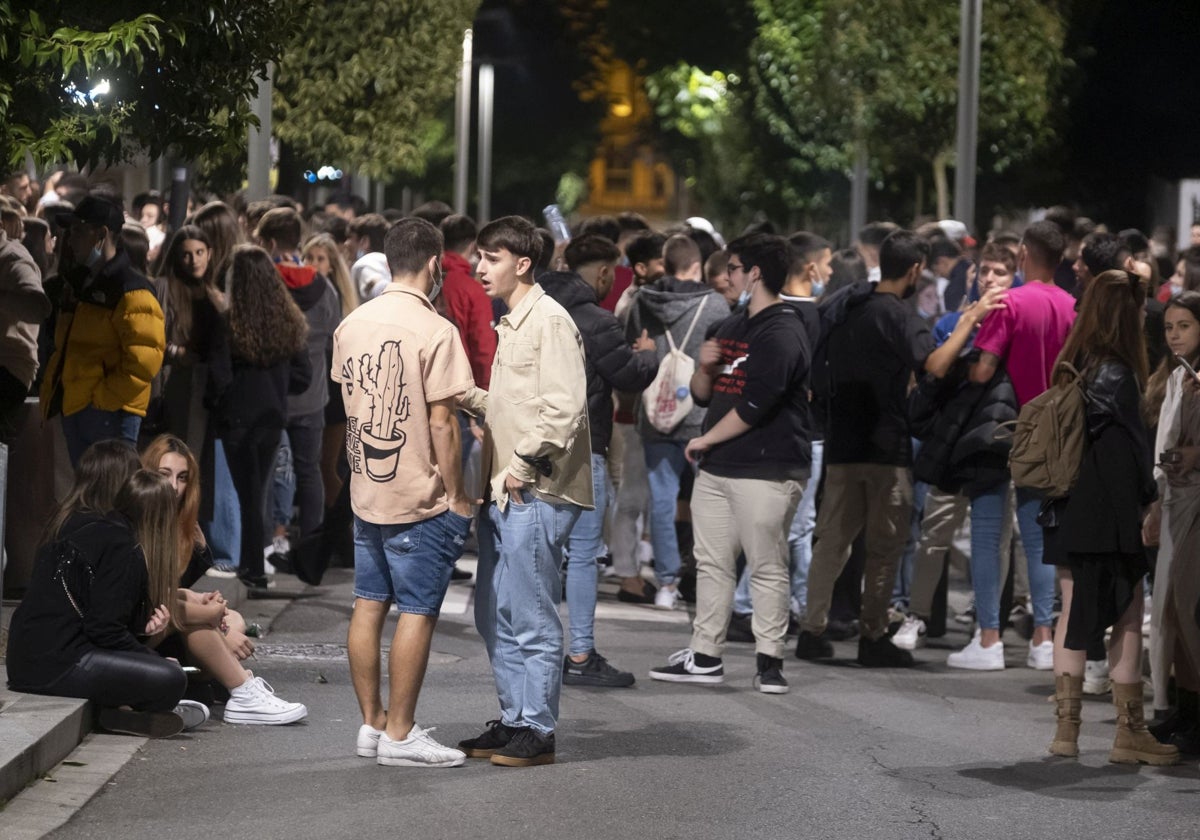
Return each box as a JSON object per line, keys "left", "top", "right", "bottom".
{"left": 1178, "top": 354, "right": 1200, "bottom": 381}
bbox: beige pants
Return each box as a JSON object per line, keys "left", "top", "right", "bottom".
{"left": 689, "top": 471, "right": 803, "bottom": 659}
{"left": 909, "top": 489, "right": 969, "bottom": 618}
{"left": 802, "top": 463, "right": 913, "bottom": 641}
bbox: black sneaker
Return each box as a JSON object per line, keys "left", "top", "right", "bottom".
{"left": 458, "top": 720, "right": 518, "bottom": 758}
{"left": 490, "top": 727, "right": 555, "bottom": 767}
{"left": 754, "top": 653, "right": 788, "bottom": 694}
{"left": 239, "top": 572, "right": 270, "bottom": 592}
{"left": 451, "top": 565, "right": 473, "bottom": 582}
{"left": 563, "top": 651, "right": 635, "bottom": 688}
{"left": 857, "top": 635, "right": 915, "bottom": 668}
{"left": 648, "top": 649, "right": 724, "bottom": 684}
{"left": 97, "top": 708, "right": 185, "bottom": 738}
{"left": 616, "top": 580, "right": 658, "bottom": 604}
{"left": 794, "top": 630, "right": 834, "bottom": 660}
{"left": 826, "top": 618, "right": 860, "bottom": 641}
{"left": 726, "top": 612, "right": 755, "bottom": 643}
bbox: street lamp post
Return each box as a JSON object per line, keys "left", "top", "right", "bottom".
{"left": 477, "top": 63, "right": 495, "bottom": 224}
{"left": 454, "top": 29, "right": 473, "bottom": 215}
{"left": 247, "top": 64, "right": 274, "bottom": 202}
{"left": 954, "top": 0, "right": 982, "bottom": 230}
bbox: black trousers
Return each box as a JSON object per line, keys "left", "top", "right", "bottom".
{"left": 37, "top": 649, "right": 185, "bottom": 712}
{"left": 222, "top": 425, "right": 282, "bottom": 580}
{"left": 286, "top": 412, "right": 325, "bottom": 537}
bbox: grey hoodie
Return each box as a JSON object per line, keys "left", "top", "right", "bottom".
{"left": 0, "top": 230, "right": 50, "bottom": 389}
{"left": 625, "top": 277, "right": 731, "bottom": 443}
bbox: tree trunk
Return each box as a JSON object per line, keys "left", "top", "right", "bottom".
{"left": 915, "top": 172, "right": 925, "bottom": 221}
{"left": 933, "top": 150, "right": 952, "bottom": 220}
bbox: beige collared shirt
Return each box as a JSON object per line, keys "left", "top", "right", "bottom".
{"left": 460, "top": 283, "right": 594, "bottom": 512}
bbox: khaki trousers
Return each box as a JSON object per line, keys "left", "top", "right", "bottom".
{"left": 909, "top": 488, "right": 969, "bottom": 618}
{"left": 802, "top": 463, "right": 913, "bottom": 640}
{"left": 689, "top": 471, "right": 803, "bottom": 659}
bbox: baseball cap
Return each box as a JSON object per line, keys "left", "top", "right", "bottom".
{"left": 53, "top": 194, "right": 125, "bottom": 233}
{"left": 937, "top": 219, "right": 978, "bottom": 249}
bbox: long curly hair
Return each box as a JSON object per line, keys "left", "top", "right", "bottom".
{"left": 141, "top": 434, "right": 201, "bottom": 578}
{"left": 226, "top": 244, "right": 309, "bottom": 367}
{"left": 302, "top": 232, "right": 358, "bottom": 318}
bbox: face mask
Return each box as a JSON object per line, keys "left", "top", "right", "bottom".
{"left": 737, "top": 279, "right": 756, "bottom": 308}
{"left": 811, "top": 280, "right": 826, "bottom": 298}
{"left": 429, "top": 262, "right": 444, "bottom": 301}
{"left": 356, "top": 249, "right": 366, "bottom": 261}
{"left": 917, "top": 307, "right": 934, "bottom": 320}
{"left": 868, "top": 266, "right": 881, "bottom": 283}
{"left": 85, "top": 243, "right": 104, "bottom": 268}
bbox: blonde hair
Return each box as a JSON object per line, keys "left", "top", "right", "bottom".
{"left": 141, "top": 434, "right": 200, "bottom": 578}
{"left": 303, "top": 232, "right": 358, "bottom": 318}
{"left": 114, "top": 470, "right": 181, "bottom": 636}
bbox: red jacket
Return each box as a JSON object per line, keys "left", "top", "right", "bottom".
{"left": 441, "top": 251, "right": 497, "bottom": 389}
{"left": 599, "top": 264, "right": 633, "bottom": 313}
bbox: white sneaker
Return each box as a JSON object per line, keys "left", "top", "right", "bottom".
{"left": 892, "top": 616, "right": 927, "bottom": 651}
{"left": 946, "top": 631, "right": 1005, "bottom": 671}
{"left": 654, "top": 586, "right": 679, "bottom": 610}
{"left": 636, "top": 540, "right": 654, "bottom": 567}
{"left": 1026, "top": 639, "right": 1054, "bottom": 670}
{"left": 376, "top": 725, "right": 465, "bottom": 768}
{"left": 1083, "top": 658, "right": 1112, "bottom": 695}
{"left": 357, "top": 723, "right": 385, "bottom": 757}
{"left": 271, "top": 534, "right": 291, "bottom": 557}
{"left": 224, "top": 675, "right": 308, "bottom": 725}
{"left": 174, "top": 699, "right": 210, "bottom": 730}
{"left": 263, "top": 557, "right": 277, "bottom": 575}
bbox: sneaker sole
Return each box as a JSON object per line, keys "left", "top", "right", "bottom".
{"left": 460, "top": 747, "right": 500, "bottom": 758}
{"left": 946, "top": 659, "right": 1005, "bottom": 671}
{"left": 223, "top": 707, "right": 308, "bottom": 725}
{"left": 377, "top": 755, "right": 465, "bottom": 768}
{"left": 98, "top": 709, "right": 184, "bottom": 738}
{"left": 1026, "top": 659, "right": 1054, "bottom": 671}
{"left": 356, "top": 747, "right": 378, "bottom": 758}
{"left": 754, "top": 681, "right": 789, "bottom": 695}
{"left": 562, "top": 676, "right": 636, "bottom": 688}
{"left": 648, "top": 671, "right": 724, "bottom": 684}
{"left": 1109, "top": 748, "right": 1180, "bottom": 766}
{"left": 489, "top": 752, "right": 555, "bottom": 767}
{"left": 892, "top": 638, "right": 926, "bottom": 651}
{"left": 1082, "top": 680, "right": 1112, "bottom": 695}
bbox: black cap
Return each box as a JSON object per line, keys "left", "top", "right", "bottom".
{"left": 53, "top": 194, "right": 124, "bottom": 233}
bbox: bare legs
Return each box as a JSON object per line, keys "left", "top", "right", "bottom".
{"left": 347, "top": 598, "right": 438, "bottom": 740}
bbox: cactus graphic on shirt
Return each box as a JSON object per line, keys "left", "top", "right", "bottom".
{"left": 348, "top": 340, "right": 410, "bottom": 481}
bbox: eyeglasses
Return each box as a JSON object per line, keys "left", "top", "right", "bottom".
{"left": 728, "top": 262, "right": 745, "bottom": 274}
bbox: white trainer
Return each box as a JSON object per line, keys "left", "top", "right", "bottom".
{"left": 1026, "top": 640, "right": 1054, "bottom": 670}
{"left": 174, "top": 699, "right": 210, "bottom": 731}
{"left": 357, "top": 723, "right": 385, "bottom": 757}
{"left": 1083, "top": 658, "right": 1112, "bottom": 695}
{"left": 892, "top": 616, "right": 927, "bottom": 651}
{"left": 654, "top": 586, "right": 679, "bottom": 610}
{"left": 946, "top": 631, "right": 1005, "bottom": 671}
{"left": 636, "top": 539, "right": 654, "bottom": 567}
{"left": 224, "top": 675, "right": 308, "bottom": 725}
{"left": 377, "top": 725, "right": 465, "bottom": 768}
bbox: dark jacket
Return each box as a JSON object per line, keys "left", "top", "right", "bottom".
{"left": 539, "top": 271, "right": 658, "bottom": 454}
{"left": 911, "top": 352, "right": 1018, "bottom": 494}
{"left": 625, "top": 277, "right": 729, "bottom": 442}
{"left": 278, "top": 262, "right": 340, "bottom": 420}
{"left": 204, "top": 316, "right": 312, "bottom": 433}
{"left": 6, "top": 512, "right": 156, "bottom": 690}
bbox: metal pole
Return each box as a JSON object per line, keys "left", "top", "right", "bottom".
{"left": 247, "top": 64, "right": 274, "bottom": 202}
{"left": 849, "top": 140, "right": 868, "bottom": 243}
{"left": 953, "top": 0, "right": 982, "bottom": 230}
{"left": 454, "top": 29, "right": 473, "bottom": 214}
{"left": 476, "top": 63, "right": 494, "bottom": 224}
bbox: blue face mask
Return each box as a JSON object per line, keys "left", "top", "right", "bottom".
{"left": 811, "top": 280, "right": 826, "bottom": 298}
{"left": 737, "top": 279, "right": 756, "bottom": 308}
{"left": 85, "top": 243, "right": 104, "bottom": 268}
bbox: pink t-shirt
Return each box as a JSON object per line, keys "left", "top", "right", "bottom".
{"left": 973, "top": 281, "right": 1077, "bottom": 406}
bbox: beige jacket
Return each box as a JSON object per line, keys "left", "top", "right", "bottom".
{"left": 461, "top": 283, "right": 594, "bottom": 512}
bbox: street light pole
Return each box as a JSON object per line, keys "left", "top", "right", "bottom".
{"left": 477, "top": 63, "right": 495, "bottom": 224}
{"left": 954, "top": 0, "right": 982, "bottom": 230}
{"left": 454, "top": 29, "right": 473, "bottom": 215}
{"left": 247, "top": 64, "right": 274, "bottom": 202}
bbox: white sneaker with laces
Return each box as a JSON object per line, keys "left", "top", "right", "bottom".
{"left": 1083, "top": 658, "right": 1112, "bottom": 695}
{"left": 654, "top": 585, "right": 679, "bottom": 610}
{"left": 377, "top": 725, "right": 465, "bottom": 767}
{"left": 174, "top": 699, "right": 210, "bottom": 730}
{"left": 892, "top": 616, "right": 927, "bottom": 651}
{"left": 357, "top": 723, "right": 385, "bottom": 757}
{"left": 224, "top": 674, "right": 308, "bottom": 725}
{"left": 946, "top": 631, "right": 1005, "bottom": 671}
{"left": 1026, "top": 639, "right": 1054, "bottom": 670}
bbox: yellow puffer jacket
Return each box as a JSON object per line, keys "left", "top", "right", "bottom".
{"left": 40, "top": 250, "right": 165, "bottom": 419}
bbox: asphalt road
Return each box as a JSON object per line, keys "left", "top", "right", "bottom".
{"left": 48, "top": 567, "right": 1199, "bottom": 840}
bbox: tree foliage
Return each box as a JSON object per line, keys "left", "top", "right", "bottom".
{"left": 273, "top": 0, "right": 480, "bottom": 182}
{"left": 0, "top": 0, "right": 302, "bottom": 170}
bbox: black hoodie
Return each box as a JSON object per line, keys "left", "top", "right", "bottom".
{"left": 538, "top": 271, "right": 658, "bottom": 453}
{"left": 694, "top": 302, "right": 812, "bottom": 481}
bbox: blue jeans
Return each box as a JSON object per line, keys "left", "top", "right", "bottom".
{"left": 270, "top": 431, "right": 295, "bottom": 530}
{"left": 564, "top": 454, "right": 608, "bottom": 656}
{"left": 62, "top": 406, "right": 141, "bottom": 467}
{"left": 202, "top": 439, "right": 241, "bottom": 568}
{"left": 734, "top": 440, "right": 823, "bottom": 616}
{"left": 644, "top": 439, "right": 690, "bottom": 587}
{"left": 474, "top": 493, "right": 581, "bottom": 735}
{"left": 352, "top": 511, "right": 471, "bottom": 615}
{"left": 968, "top": 481, "right": 1055, "bottom": 630}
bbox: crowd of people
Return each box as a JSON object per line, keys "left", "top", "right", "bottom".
{"left": 3, "top": 165, "right": 1200, "bottom": 769}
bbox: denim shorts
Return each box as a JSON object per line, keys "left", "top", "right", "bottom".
{"left": 353, "top": 510, "right": 473, "bottom": 615}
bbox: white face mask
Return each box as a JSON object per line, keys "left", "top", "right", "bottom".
{"left": 429, "top": 261, "right": 444, "bottom": 301}
{"left": 85, "top": 243, "right": 104, "bottom": 268}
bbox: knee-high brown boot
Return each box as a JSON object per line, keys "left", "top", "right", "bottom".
{"left": 1110, "top": 681, "right": 1181, "bottom": 765}
{"left": 1049, "top": 674, "right": 1083, "bottom": 757}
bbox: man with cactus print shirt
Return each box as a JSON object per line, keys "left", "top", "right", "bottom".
{"left": 331, "top": 218, "right": 476, "bottom": 769}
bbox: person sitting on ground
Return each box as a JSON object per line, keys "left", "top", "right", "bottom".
{"left": 5, "top": 443, "right": 198, "bottom": 737}
{"left": 143, "top": 433, "right": 308, "bottom": 725}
